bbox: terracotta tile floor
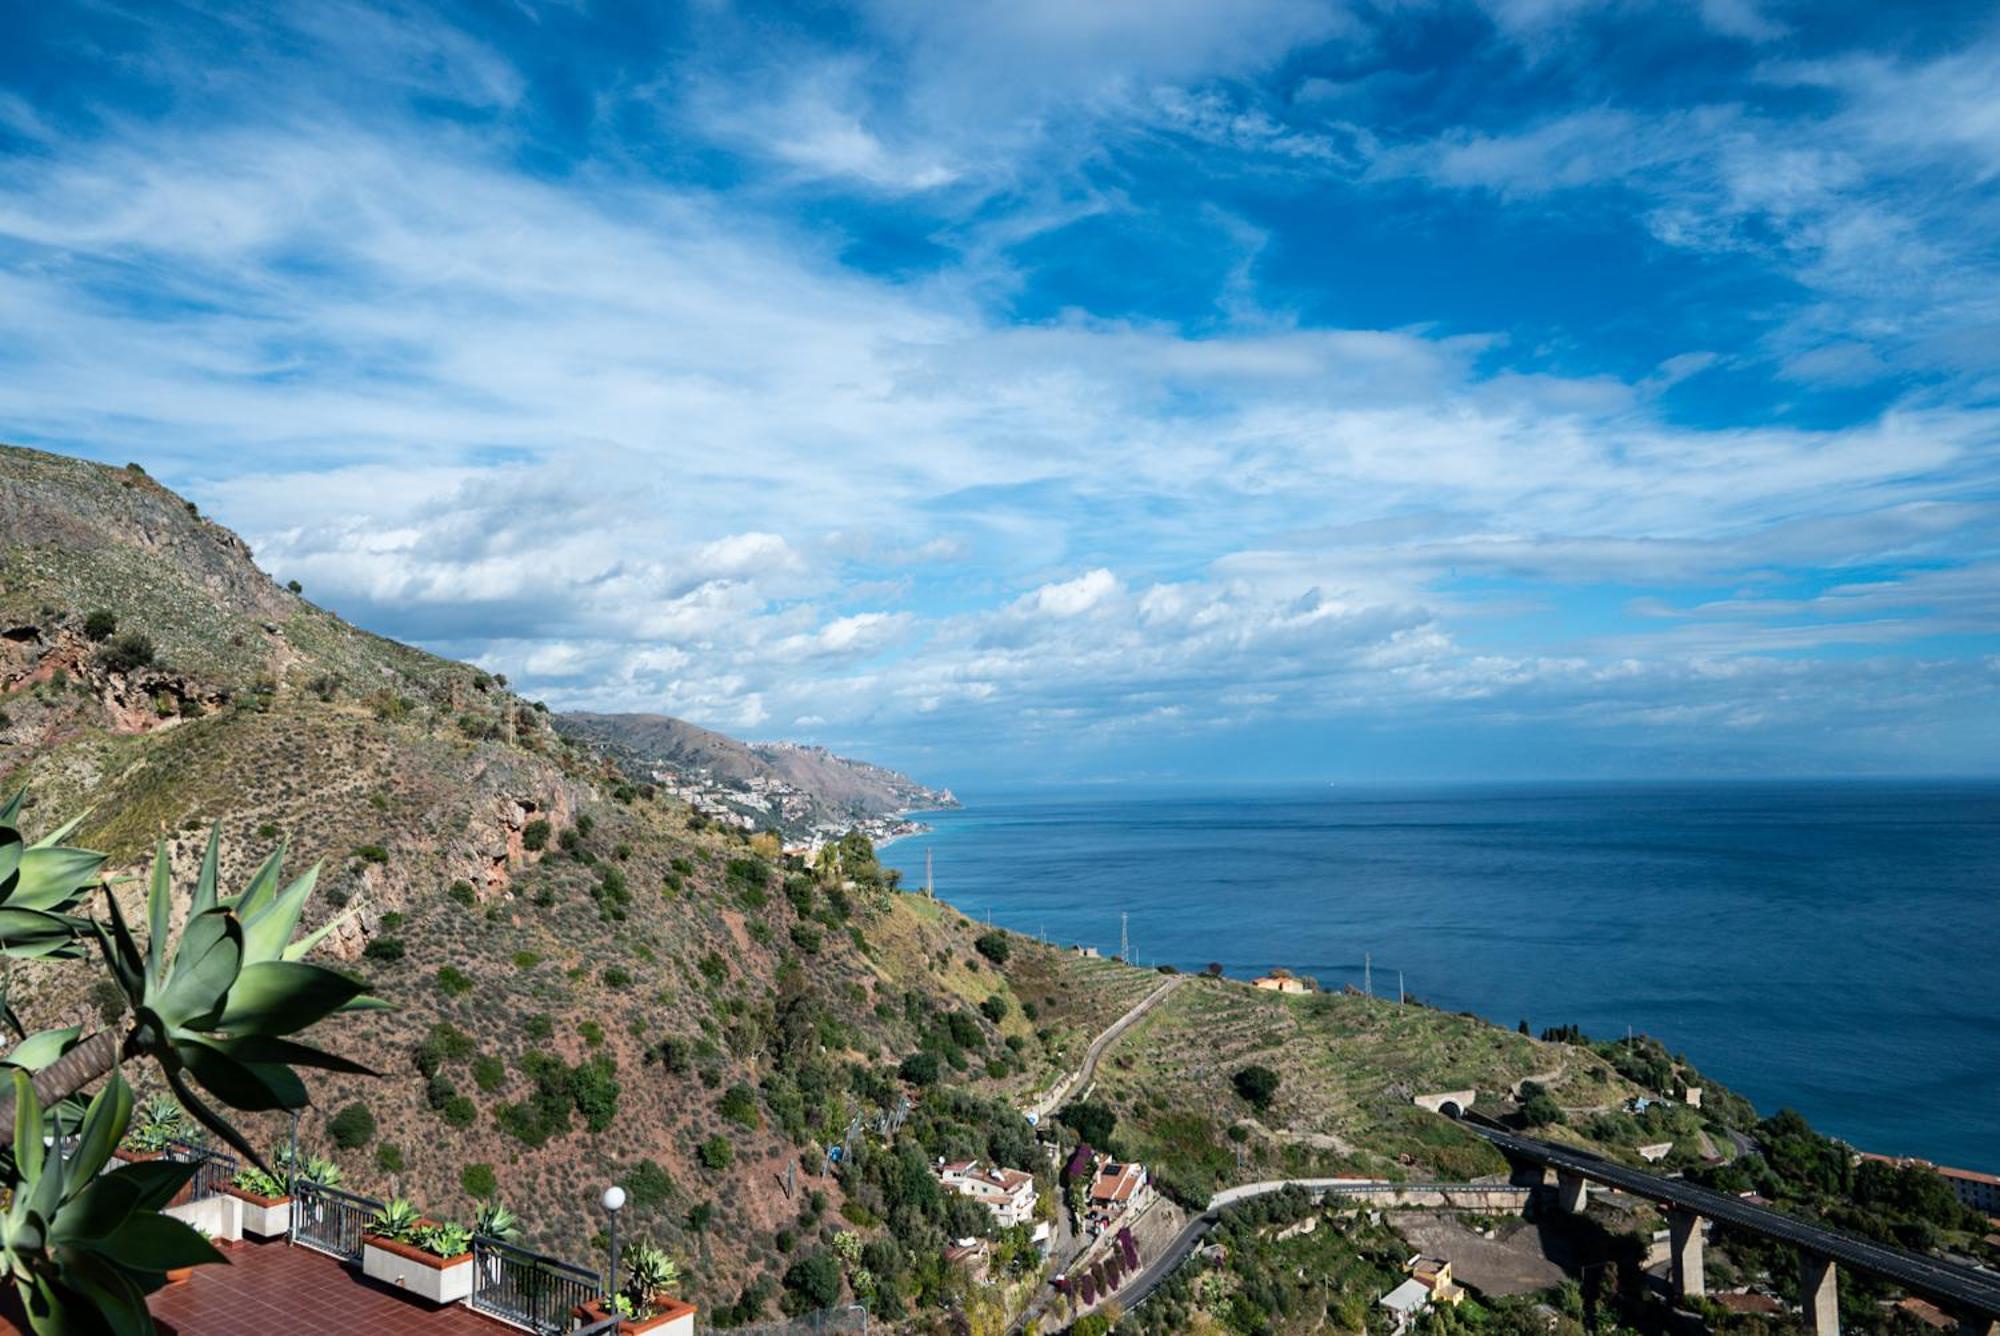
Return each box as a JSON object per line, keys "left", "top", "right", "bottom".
{"left": 145, "top": 1237, "right": 511, "bottom": 1334}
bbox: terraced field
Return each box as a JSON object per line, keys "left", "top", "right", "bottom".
{"left": 1080, "top": 976, "right": 1652, "bottom": 1200}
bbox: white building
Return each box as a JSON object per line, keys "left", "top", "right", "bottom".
{"left": 939, "top": 1160, "right": 1038, "bottom": 1228}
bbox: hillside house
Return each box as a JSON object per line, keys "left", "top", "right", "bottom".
{"left": 1088, "top": 1159, "right": 1153, "bottom": 1222}
{"left": 939, "top": 1160, "right": 1037, "bottom": 1228}
{"left": 1252, "top": 970, "right": 1312, "bottom": 994}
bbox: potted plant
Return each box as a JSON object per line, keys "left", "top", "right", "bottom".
{"left": 473, "top": 1200, "right": 520, "bottom": 1285}
{"left": 361, "top": 1198, "right": 476, "bottom": 1304}
{"left": 224, "top": 1165, "right": 293, "bottom": 1237}
{"left": 578, "top": 1243, "right": 697, "bottom": 1334}
{"left": 115, "top": 1094, "right": 192, "bottom": 1161}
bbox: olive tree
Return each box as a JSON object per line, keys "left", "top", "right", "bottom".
{"left": 0, "top": 790, "right": 385, "bottom": 1332}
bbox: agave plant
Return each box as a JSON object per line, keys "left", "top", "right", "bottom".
{"left": 232, "top": 1165, "right": 287, "bottom": 1198}
{"left": 473, "top": 1199, "right": 520, "bottom": 1242}
{"left": 413, "top": 1222, "right": 472, "bottom": 1259}
{"left": 368, "top": 1197, "right": 422, "bottom": 1242}
{"left": 0, "top": 1068, "right": 222, "bottom": 1331}
{"left": 623, "top": 1241, "right": 681, "bottom": 1308}
{"left": 91, "top": 828, "right": 388, "bottom": 1167}
{"left": 122, "top": 1092, "right": 192, "bottom": 1153}
{"left": 0, "top": 790, "right": 105, "bottom": 961}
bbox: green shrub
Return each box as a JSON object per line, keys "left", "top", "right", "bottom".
{"left": 472, "top": 1054, "right": 505, "bottom": 1092}
{"left": 437, "top": 965, "right": 474, "bottom": 996}
{"left": 789, "top": 923, "right": 822, "bottom": 955}
{"left": 379, "top": 911, "right": 405, "bottom": 931}
{"left": 513, "top": 950, "right": 542, "bottom": 969}
{"left": 524, "top": 1013, "right": 554, "bottom": 1041}
{"left": 979, "top": 994, "right": 1008, "bottom": 1023}
{"left": 603, "top": 965, "right": 633, "bottom": 989}
{"left": 442, "top": 1095, "right": 478, "bottom": 1128}
{"left": 522, "top": 818, "right": 551, "bottom": 851}
{"left": 328, "top": 1102, "right": 376, "bottom": 1149}
{"left": 1233, "top": 1064, "right": 1281, "bottom": 1112}
{"left": 974, "top": 931, "right": 1011, "bottom": 965}
{"left": 83, "top": 609, "right": 117, "bottom": 641}
{"left": 376, "top": 1142, "right": 405, "bottom": 1173}
{"left": 448, "top": 880, "right": 476, "bottom": 907}
{"left": 580, "top": 1020, "right": 605, "bottom": 1048}
{"left": 699, "top": 1135, "right": 734, "bottom": 1171}
{"left": 627, "top": 1159, "right": 674, "bottom": 1209}
{"left": 363, "top": 937, "right": 405, "bottom": 963}
{"left": 97, "top": 632, "right": 156, "bottom": 674}
{"left": 719, "top": 1084, "right": 760, "bottom": 1129}
{"left": 898, "top": 1052, "right": 940, "bottom": 1086}
{"left": 461, "top": 1163, "right": 498, "bottom": 1199}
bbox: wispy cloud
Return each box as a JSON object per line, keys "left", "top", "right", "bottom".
{"left": 1, "top": 0, "right": 1996, "bottom": 778}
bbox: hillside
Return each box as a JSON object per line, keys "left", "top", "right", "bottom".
{"left": 557, "top": 710, "right": 956, "bottom": 842}
{"left": 1, "top": 441, "right": 1844, "bottom": 1331}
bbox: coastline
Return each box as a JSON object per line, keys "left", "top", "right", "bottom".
{"left": 878, "top": 783, "right": 2000, "bottom": 1175}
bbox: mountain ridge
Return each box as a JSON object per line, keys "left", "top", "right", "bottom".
{"left": 557, "top": 710, "right": 956, "bottom": 843}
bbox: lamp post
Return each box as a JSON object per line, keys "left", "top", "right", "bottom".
{"left": 602, "top": 1185, "right": 627, "bottom": 1310}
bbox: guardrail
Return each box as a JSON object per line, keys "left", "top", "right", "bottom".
{"left": 291, "top": 1180, "right": 381, "bottom": 1263}
{"left": 468, "top": 1233, "right": 602, "bottom": 1334}
{"left": 160, "top": 1137, "right": 237, "bottom": 1203}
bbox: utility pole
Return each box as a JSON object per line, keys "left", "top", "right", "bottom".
{"left": 1398, "top": 971, "right": 1405, "bottom": 1006}
{"left": 925, "top": 848, "right": 934, "bottom": 899}
{"left": 1120, "top": 913, "right": 1129, "bottom": 963}
{"left": 1364, "top": 953, "right": 1372, "bottom": 998}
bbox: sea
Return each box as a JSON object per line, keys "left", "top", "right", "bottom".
{"left": 880, "top": 781, "right": 2000, "bottom": 1173}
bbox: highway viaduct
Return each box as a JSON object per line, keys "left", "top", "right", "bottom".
{"left": 1455, "top": 1115, "right": 2000, "bottom": 1336}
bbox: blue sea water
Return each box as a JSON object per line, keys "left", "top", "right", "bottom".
{"left": 880, "top": 782, "right": 2000, "bottom": 1173}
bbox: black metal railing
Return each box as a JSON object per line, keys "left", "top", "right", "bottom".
{"left": 161, "top": 1137, "right": 238, "bottom": 1203}
{"left": 291, "top": 1180, "right": 381, "bottom": 1262}
{"left": 469, "top": 1233, "right": 602, "bottom": 1334}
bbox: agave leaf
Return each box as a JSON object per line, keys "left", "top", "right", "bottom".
{"left": 3, "top": 1025, "right": 85, "bottom": 1072}
{"left": 155, "top": 910, "right": 242, "bottom": 1028}
{"left": 0, "top": 908, "right": 87, "bottom": 960}
{"left": 13, "top": 1068, "right": 43, "bottom": 1184}
{"left": 62, "top": 1256, "right": 156, "bottom": 1336}
{"left": 88, "top": 1211, "right": 228, "bottom": 1274}
{"left": 189, "top": 825, "right": 222, "bottom": 919}
{"left": 144, "top": 843, "right": 171, "bottom": 989}
{"left": 98, "top": 1159, "right": 200, "bottom": 1214}
{"left": 89, "top": 904, "right": 143, "bottom": 1003}
{"left": 161, "top": 1066, "right": 265, "bottom": 1172}
{"left": 53, "top": 1167, "right": 142, "bottom": 1245}
{"left": 242, "top": 864, "right": 321, "bottom": 963}
{"left": 218, "top": 960, "right": 375, "bottom": 1035}
{"left": 206, "top": 1033, "right": 376, "bottom": 1077}
{"left": 226, "top": 843, "right": 290, "bottom": 922}
{"left": 0, "top": 788, "right": 23, "bottom": 828}
{"left": 9, "top": 845, "right": 103, "bottom": 912}
{"left": 65, "top": 1070, "right": 132, "bottom": 1187}
{"left": 0, "top": 838, "right": 20, "bottom": 890}
{"left": 175, "top": 1036, "right": 307, "bottom": 1112}
{"left": 25, "top": 811, "right": 88, "bottom": 850}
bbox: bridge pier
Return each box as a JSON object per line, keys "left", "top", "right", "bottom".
{"left": 1555, "top": 1170, "right": 1590, "bottom": 1214}
{"left": 1667, "top": 1208, "right": 1705, "bottom": 1300}
{"left": 1801, "top": 1252, "right": 1839, "bottom": 1336}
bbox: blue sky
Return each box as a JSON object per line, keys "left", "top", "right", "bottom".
{"left": 3, "top": 1, "right": 1997, "bottom": 784}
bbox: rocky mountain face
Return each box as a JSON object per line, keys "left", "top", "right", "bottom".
{"left": 557, "top": 711, "right": 956, "bottom": 840}
{"left": 0, "top": 443, "right": 1029, "bottom": 1310}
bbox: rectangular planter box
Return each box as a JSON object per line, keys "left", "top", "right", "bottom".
{"left": 361, "top": 1234, "right": 474, "bottom": 1305}
{"left": 576, "top": 1294, "right": 698, "bottom": 1335}
{"left": 225, "top": 1187, "right": 292, "bottom": 1238}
